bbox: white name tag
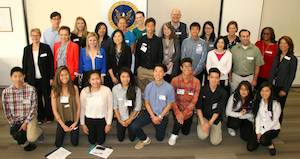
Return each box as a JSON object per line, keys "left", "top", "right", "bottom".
{"left": 142, "top": 32, "right": 146, "bottom": 36}
{"left": 175, "top": 32, "right": 182, "bottom": 35}
{"left": 176, "top": 89, "right": 185, "bottom": 95}
{"left": 40, "top": 53, "right": 47, "bottom": 57}
{"left": 284, "top": 56, "right": 291, "bottom": 60}
{"left": 196, "top": 44, "right": 203, "bottom": 54}
{"left": 73, "top": 38, "right": 79, "bottom": 42}
{"left": 265, "top": 51, "right": 272, "bottom": 54}
{"left": 140, "top": 45, "right": 147, "bottom": 53}
{"left": 96, "top": 54, "right": 103, "bottom": 58}
{"left": 124, "top": 100, "right": 133, "bottom": 107}
{"left": 212, "top": 103, "right": 218, "bottom": 110}
{"left": 64, "top": 104, "right": 70, "bottom": 108}
{"left": 247, "top": 56, "right": 254, "bottom": 60}
{"left": 23, "top": 99, "right": 30, "bottom": 104}
{"left": 125, "top": 40, "right": 130, "bottom": 44}
{"left": 60, "top": 96, "right": 69, "bottom": 104}
{"left": 188, "top": 91, "right": 194, "bottom": 96}
{"left": 159, "top": 95, "right": 166, "bottom": 101}
{"left": 209, "top": 44, "right": 214, "bottom": 47}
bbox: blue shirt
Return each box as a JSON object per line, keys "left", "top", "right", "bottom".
{"left": 124, "top": 31, "right": 136, "bottom": 47}
{"left": 79, "top": 48, "right": 106, "bottom": 75}
{"left": 144, "top": 80, "right": 175, "bottom": 115}
{"left": 42, "top": 27, "right": 59, "bottom": 52}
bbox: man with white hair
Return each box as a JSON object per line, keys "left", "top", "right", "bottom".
{"left": 167, "top": 8, "right": 188, "bottom": 45}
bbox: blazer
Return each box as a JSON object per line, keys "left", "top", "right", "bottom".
{"left": 22, "top": 43, "right": 54, "bottom": 86}
{"left": 107, "top": 44, "right": 132, "bottom": 77}
{"left": 79, "top": 47, "right": 107, "bottom": 75}
{"left": 53, "top": 41, "right": 79, "bottom": 80}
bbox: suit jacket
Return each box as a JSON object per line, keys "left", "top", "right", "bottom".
{"left": 22, "top": 43, "right": 54, "bottom": 86}
{"left": 108, "top": 44, "right": 132, "bottom": 77}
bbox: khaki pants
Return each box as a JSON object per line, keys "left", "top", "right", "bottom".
{"left": 26, "top": 117, "right": 43, "bottom": 142}
{"left": 197, "top": 118, "right": 222, "bottom": 146}
{"left": 137, "top": 66, "right": 154, "bottom": 92}
{"left": 230, "top": 73, "right": 253, "bottom": 93}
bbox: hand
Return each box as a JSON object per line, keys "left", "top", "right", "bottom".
{"left": 81, "top": 125, "right": 89, "bottom": 135}
{"left": 62, "top": 124, "right": 72, "bottom": 132}
{"left": 151, "top": 116, "right": 161, "bottom": 125}
{"left": 119, "top": 120, "right": 128, "bottom": 127}
{"left": 167, "top": 62, "right": 174, "bottom": 70}
{"left": 124, "top": 118, "right": 132, "bottom": 126}
{"left": 176, "top": 112, "right": 184, "bottom": 125}
{"left": 279, "top": 90, "right": 287, "bottom": 97}
{"left": 18, "top": 122, "right": 28, "bottom": 132}
{"left": 240, "top": 109, "right": 247, "bottom": 116}
{"left": 112, "top": 76, "right": 119, "bottom": 84}
{"left": 252, "top": 79, "right": 257, "bottom": 87}
{"left": 50, "top": 79, "right": 53, "bottom": 86}
{"left": 69, "top": 122, "right": 78, "bottom": 130}
{"left": 257, "top": 133, "right": 262, "bottom": 142}
{"left": 201, "top": 121, "right": 210, "bottom": 134}
{"left": 105, "top": 125, "right": 112, "bottom": 134}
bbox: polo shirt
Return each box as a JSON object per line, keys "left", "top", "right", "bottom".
{"left": 124, "top": 31, "right": 136, "bottom": 47}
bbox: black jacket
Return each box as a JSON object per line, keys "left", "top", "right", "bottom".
{"left": 107, "top": 44, "right": 132, "bottom": 77}
{"left": 22, "top": 43, "right": 54, "bottom": 86}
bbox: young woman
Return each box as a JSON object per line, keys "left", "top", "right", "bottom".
{"left": 71, "top": 16, "right": 88, "bottom": 48}
{"left": 226, "top": 81, "right": 254, "bottom": 141}
{"left": 51, "top": 66, "right": 80, "bottom": 147}
{"left": 247, "top": 82, "right": 281, "bottom": 156}
{"left": 79, "top": 32, "right": 106, "bottom": 88}
{"left": 255, "top": 27, "right": 278, "bottom": 88}
{"left": 94, "top": 22, "right": 111, "bottom": 52}
{"left": 200, "top": 21, "right": 216, "bottom": 52}
{"left": 107, "top": 29, "right": 132, "bottom": 88}
{"left": 80, "top": 71, "right": 113, "bottom": 145}
{"left": 224, "top": 21, "right": 240, "bottom": 49}
{"left": 269, "top": 36, "right": 298, "bottom": 123}
{"left": 161, "top": 23, "right": 181, "bottom": 82}
{"left": 112, "top": 67, "right": 142, "bottom": 142}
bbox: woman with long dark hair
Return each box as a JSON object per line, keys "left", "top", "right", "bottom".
{"left": 112, "top": 67, "right": 142, "bottom": 142}
{"left": 200, "top": 21, "right": 216, "bottom": 52}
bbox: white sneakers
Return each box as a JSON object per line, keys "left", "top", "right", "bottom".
{"left": 134, "top": 137, "right": 151, "bottom": 149}
{"left": 168, "top": 134, "right": 178, "bottom": 146}
{"left": 227, "top": 128, "right": 236, "bottom": 136}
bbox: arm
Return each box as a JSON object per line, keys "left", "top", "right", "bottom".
{"left": 73, "top": 44, "right": 79, "bottom": 75}
{"left": 181, "top": 40, "right": 187, "bottom": 59}
{"left": 195, "top": 42, "right": 208, "bottom": 75}
{"left": 25, "top": 88, "right": 38, "bottom": 123}
{"left": 74, "top": 86, "right": 80, "bottom": 124}
{"left": 226, "top": 95, "right": 241, "bottom": 118}
{"left": 106, "top": 89, "right": 113, "bottom": 125}
{"left": 78, "top": 49, "right": 84, "bottom": 74}
{"left": 101, "top": 48, "right": 107, "bottom": 76}
{"left": 284, "top": 57, "right": 298, "bottom": 92}
{"left": 252, "top": 66, "right": 260, "bottom": 86}
{"left": 2, "top": 90, "right": 14, "bottom": 125}
{"left": 171, "top": 40, "right": 181, "bottom": 64}
{"left": 80, "top": 88, "right": 86, "bottom": 125}
{"left": 183, "top": 79, "right": 201, "bottom": 118}
{"left": 222, "top": 51, "right": 232, "bottom": 76}
{"left": 157, "top": 38, "right": 164, "bottom": 63}
{"left": 46, "top": 44, "right": 55, "bottom": 79}
{"left": 269, "top": 101, "right": 282, "bottom": 129}
{"left": 22, "top": 47, "right": 28, "bottom": 81}
{"left": 205, "top": 51, "right": 212, "bottom": 74}
{"left": 51, "top": 91, "right": 67, "bottom": 128}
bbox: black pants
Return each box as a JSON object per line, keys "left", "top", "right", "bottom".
{"left": 256, "top": 77, "right": 268, "bottom": 90}
{"left": 195, "top": 70, "right": 208, "bottom": 86}
{"left": 35, "top": 79, "right": 53, "bottom": 121}
{"left": 247, "top": 130, "right": 280, "bottom": 151}
{"left": 116, "top": 120, "right": 136, "bottom": 142}
{"left": 273, "top": 87, "right": 288, "bottom": 124}
{"left": 55, "top": 121, "right": 79, "bottom": 147}
{"left": 85, "top": 117, "right": 106, "bottom": 145}
{"left": 10, "top": 123, "right": 27, "bottom": 145}
{"left": 227, "top": 116, "right": 253, "bottom": 141}
{"left": 172, "top": 114, "right": 194, "bottom": 135}
{"left": 220, "top": 80, "right": 230, "bottom": 96}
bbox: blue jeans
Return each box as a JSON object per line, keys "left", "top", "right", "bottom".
{"left": 130, "top": 110, "right": 168, "bottom": 141}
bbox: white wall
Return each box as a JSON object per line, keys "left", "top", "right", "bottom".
{"left": 0, "top": 0, "right": 27, "bottom": 86}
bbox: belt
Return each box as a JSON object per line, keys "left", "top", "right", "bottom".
{"left": 239, "top": 74, "right": 253, "bottom": 77}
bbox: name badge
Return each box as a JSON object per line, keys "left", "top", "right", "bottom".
{"left": 209, "top": 44, "right": 214, "bottom": 47}
{"left": 196, "top": 44, "right": 203, "bottom": 54}
{"left": 159, "top": 95, "right": 166, "bottom": 101}
{"left": 64, "top": 104, "right": 70, "bottom": 108}
{"left": 125, "top": 40, "right": 130, "bottom": 44}
{"left": 265, "top": 51, "right": 272, "bottom": 54}
{"left": 188, "top": 91, "right": 194, "bottom": 96}
{"left": 284, "top": 56, "right": 291, "bottom": 60}
{"left": 246, "top": 56, "right": 254, "bottom": 60}
{"left": 212, "top": 103, "right": 218, "bottom": 110}
{"left": 60, "top": 96, "right": 69, "bottom": 104}
{"left": 176, "top": 89, "right": 185, "bottom": 95}
{"left": 142, "top": 32, "right": 146, "bottom": 36}
{"left": 140, "top": 45, "right": 147, "bottom": 53}
{"left": 96, "top": 54, "right": 103, "bottom": 58}
{"left": 124, "top": 100, "right": 133, "bottom": 107}
{"left": 23, "top": 99, "right": 30, "bottom": 104}
{"left": 73, "top": 38, "right": 79, "bottom": 42}
{"left": 40, "top": 53, "right": 47, "bottom": 57}
{"left": 175, "top": 32, "right": 182, "bottom": 35}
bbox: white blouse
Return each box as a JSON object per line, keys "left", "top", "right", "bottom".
{"left": 206, "top": 49, "right": 232, "bottom": 80}
{"left": 33, "top": 50, "right": 42, "bottom": 79}
{"left": 226, "top": 94, "right": 254, "bottom": 122}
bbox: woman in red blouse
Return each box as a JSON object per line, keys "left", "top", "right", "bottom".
{"left": 255, "top": 27, "right": 278, "bottom": 88}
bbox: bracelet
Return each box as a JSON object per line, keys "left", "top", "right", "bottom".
{"left": 158, "top": 115, "right": 163, "bottom": 120}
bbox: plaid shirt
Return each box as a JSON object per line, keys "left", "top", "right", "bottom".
{"left": 2, "top": 83, "right": 37, "bottom": 125}
{"left": 171, "top": 75, "right": 201, "bottom": 120}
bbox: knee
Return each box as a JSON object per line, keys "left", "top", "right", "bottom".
{"left": 259, "top": 137, "right": 270, "bottom": 146}
{"left": 197, "top": 126, "right": 208, "bottom": 140}
{"left": 247, "top": 143, "right": 257, "bottom": 152}
{"left": 182, "top": 130, "right": 190, "bottom": 136}
{"left": 210, "top": 136, "right": 222, "bottom": 146}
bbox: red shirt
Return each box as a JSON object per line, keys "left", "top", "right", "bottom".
{"left": 255, "top": 40, "right": 278, "bottom": 78}
{"left": 214, "top": 51, "right": 225, "bottom": 61}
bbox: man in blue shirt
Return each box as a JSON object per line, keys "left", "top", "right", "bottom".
{"left": 42, "top": 12, "right": 61, "bottom": 52}
{"left": 131, "top": 64, "right": 175, "bottom": 149}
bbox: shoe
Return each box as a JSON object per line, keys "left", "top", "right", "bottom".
{"left": 24, "top": 143, "right": 37, "bottom": 151}
{"left": 269, "top": 147, "right": 276, "bottom": 156}
{"left": 168, "top": 134, "right": 178, "bottom": 146}
{"left": 46, "top": 120, "right": 52, "bottom": 124}
{"left": 227, "top": 128, "right": 236, "bottom": 137}
{"left": 37, "top": 121, "right": 43, "bottom": 125}
{"left": 134, "top": 137, "right": 151, "bottom": 149}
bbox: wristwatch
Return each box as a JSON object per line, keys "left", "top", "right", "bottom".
{"left": 158, "top": 115, "right": 163, "bottom": 120}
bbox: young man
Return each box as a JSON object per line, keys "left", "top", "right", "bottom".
{"left": 133, "top": 11, "right": 146, "bottom": 40}
{"left": 42, "top": 11, "right": 61, "bottom": 52}
{"left": 168, "top": 58, "right": 201, "bottom": 146}
{"left": 135, "top": 17, "right": 163, "bottom": 92}
{"left": 2, "top": 67, "right": 43, "bottom": 151}
{"left": 196, "top": 68, "right": 227, "bottom": 146}
{"left": 181, "top": 22, "right": 208, "bottom": 85}
{"left": 131, "top": 64, "right": 175, "bottom": 149}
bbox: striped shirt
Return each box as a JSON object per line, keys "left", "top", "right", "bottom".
{"left": 2, "top": 83, "right": 37, "bottom": 125}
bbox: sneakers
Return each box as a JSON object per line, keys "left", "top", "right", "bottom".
{"left": 134, "top": 137, "right": 151, "bottom": 149}
{"left": 168, "top": 134, "right": 178, "bottom": 146}
{"left": 227, "top": 128, "right": 236, "bottom": 137}
{"left": 24, "top": 143, "right": 37, "bottom": 151}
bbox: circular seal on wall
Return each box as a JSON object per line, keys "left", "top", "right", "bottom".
{"left": 108, "top": 1, "right": 138, "bottom": 30}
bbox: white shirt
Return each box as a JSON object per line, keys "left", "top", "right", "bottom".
{"left": 255, "top": 100, "right": 281, "bottom": 134}
{"left": 80, "top": 86, "right": 113, "bottom": 125}
{"left": 33, "top": 50, "right": 42, "bottom": 79}
{"left": 206, "top": 49, "right": 232, "bottom": 80}
{"left": 226, "top": 94, "right": 254, "bottom": 122}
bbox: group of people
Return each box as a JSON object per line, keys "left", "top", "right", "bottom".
{"left": 2, "top": 8, "right": 298, "bottom": 157}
